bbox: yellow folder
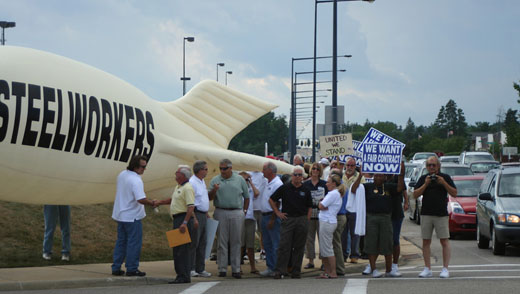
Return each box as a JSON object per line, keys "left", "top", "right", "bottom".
{"left": 166, "top": 228, "right": 191, "bottom": 248}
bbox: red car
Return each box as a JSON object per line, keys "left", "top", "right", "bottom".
{"left": 447, "top": 175, "right": 485, "bottom": 238}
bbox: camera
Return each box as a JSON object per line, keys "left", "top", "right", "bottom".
{"left": 429, "top": 174, "right": 437, "bottom": 181}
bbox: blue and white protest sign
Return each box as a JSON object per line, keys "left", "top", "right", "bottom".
{"left": 361, "top": 143, "right": 404, "bottom": 174}
{"left": 352, "top": 140, "right": 363, "bottom": 166}
{"left": 361, "top": 127, "right": 405, "bottom": 146}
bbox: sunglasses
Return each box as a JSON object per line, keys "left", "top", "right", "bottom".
{"left": 311, "top": 167, "right": 319, "bottom": 170}
{"left": 219, "top": 166, "right": 230, "bottom": 171}
{"left": 293, "top": 173, "right": 303, "bottom": 177}
{"left": 427, "top": 164, "right": 437, "bottom": 167}
{"left": 346, "top": 164, "right": 355, "bottom": 167}
{"left": 202, "top": 168, "right": 208, "bottom": 171}
{"left": 140, "top": 165, "right": 147, "bottom": 169}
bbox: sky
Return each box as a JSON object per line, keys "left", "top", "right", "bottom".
{"left": 1, "top": 0, "right": 519, "bottom": 140}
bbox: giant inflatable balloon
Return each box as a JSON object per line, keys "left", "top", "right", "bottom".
{"left": 0, "top": 46, "right": 293, "bottom": 205}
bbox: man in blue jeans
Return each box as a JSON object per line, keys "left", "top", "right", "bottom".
{"left": 42, "top": 205, "right": 71, "bottom": 261}
{"left": 111, "top": 155, "right": 157, "bottom": 277}
{"left": 259, "top": 161, "right": 283, "bottom": 277}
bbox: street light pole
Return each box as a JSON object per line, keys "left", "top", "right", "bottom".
{"left": 0, "top": 21, "right": 16, "bottom": 46}
{"left": 225, "top": 71, "right": 232, "bottom": 86}
{"left": 216, "top": 63, "right": 225, "bottom": 82}
{"left": 181, "top": 36, "right": 195, "bottom": 95}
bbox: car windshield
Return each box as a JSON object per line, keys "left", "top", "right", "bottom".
{"left": 441, "top": 166, "right": 473, "bottom": 176}
{"left": 454, "top": 179, "right": 482, "bottom": 197}
{"left": 405, "top": 166, "right": 417, "bottom": 178}
{"left": 464, "top": 154, "right": 494, "bottom": 164}
{"left": 414, "top": 153, "right": 435, "bottom": 160}
{"left": 441, "top": 157, "right": 458, "bottom": 163}
{"left": 471, "top": 162, "right": 499, "bottom": 173}
{"left": 498, "top": 174, "right": 520, "bottom": 197}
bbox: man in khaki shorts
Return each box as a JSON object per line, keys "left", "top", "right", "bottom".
{"left": 413, "top": 156, "right": 457, "bottom": 278}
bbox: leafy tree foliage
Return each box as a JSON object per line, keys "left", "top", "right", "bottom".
{"left": 504, "top": 108, "right": 520, "bottom": 147}
{"left": 228, "top": 112, "right": 288, "bottom": 156}
{"left": 432, "top": 99, "right": 467, "bottom": 137}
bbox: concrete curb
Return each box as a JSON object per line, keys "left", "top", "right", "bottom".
{"left": 0, "top": 277, "right": 169, "bottom": 291}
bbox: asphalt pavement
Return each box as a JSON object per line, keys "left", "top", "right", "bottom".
{"left": 0, "top": 237, "right": 422, "bottom": 291}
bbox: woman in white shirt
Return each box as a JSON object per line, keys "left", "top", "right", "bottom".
{"left": 318, "top": 174, "right": 345, "bottom": 279}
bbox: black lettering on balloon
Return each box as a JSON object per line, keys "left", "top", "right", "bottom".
{"left": 132, "top": 108, "right": 145, "bottom": 158}
{"left": 0, "top": 80, "right": 9, "bottom": 142}
{"left": 96, "top": 98, "right": 113, "bottom": 158}
{"left": 145, "top": 111, "right": 155, "bottom": 161}
{"left": 65, "top": 92, "right": 87, "bottom": 153}
{"left": 10, "top": 82, "right": 26, "bottom": 144}
{"left": 84, "top": 96, "right": 100, "bottom": 156}
{"left": 51, "top": 89, "right": 66, "bottom": 150}
{"left": 119, "top": 105, "right": 134, "bottom": 162}
{"left": 108, "top": 102, "right": 123, "bottom": 160}
{"left": 22, "top": 84, "right": 41, "bottom": 146}
{"left": 38, "top": 87, "right": 55, "bottom": 148}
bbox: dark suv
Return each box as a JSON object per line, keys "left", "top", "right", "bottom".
{"left": 476, "top": 167, "right": 520, "bottom": 255}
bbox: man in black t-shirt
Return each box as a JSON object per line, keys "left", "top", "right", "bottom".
{"left": 414, "top": 156, "right": 457, "bottom": 279}
{"left": 269, "top": 166, "right": 312, "bottom": 279}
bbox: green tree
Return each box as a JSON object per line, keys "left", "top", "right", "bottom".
{"left": 432, "top": 99, "right": 467, "bottom": 137}
{"left": 504, "top": 108, "right": 520, "bottom": 147}
{"left": 228, "top": 112, "right": 288, "bottom": 155}
{"left": 403, "top": 117, "right": 417, "bottom": 142}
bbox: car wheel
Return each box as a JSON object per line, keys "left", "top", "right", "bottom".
{"left": 477, "top": 222, "right": 489, "bottom": 249}
{"left": 491, "top": 226, "right": 505, "bottom": 255}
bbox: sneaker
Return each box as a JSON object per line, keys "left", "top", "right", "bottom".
{"left": 372, "top": 269, "right": 383, "bottom": 278}
{"left": 418, "top": 267, "right": 433, "bottom": 278}
{"left": 210, "top": 254, "right": 217, "bottom": 261}
{"left": 260, "top": 268, "right": 275, "bottom": 277}
{"left": 273, "top": 272, "right": 282, "bottom": 279}
{"left": 218, "top": 272, "right": 226, "bottom": 277}
{"left": 385, "top": 269, "right": 402, "bottom": 277}
{"left": 362, "top": 264, "right": 371, "bottom": 275}
{"left": 112, "top": 269, "right": 125, "bottom": 276}
{"left": 126, "top": 270, "right": 146, "bottom": 277}
{"left": 439, "top": 267, "right": 450, "bottom": 278}
{"left": 42, "top": 253, "right": 51, "bottom": 260}
{"left": 190, "top": 270, "right": 200, "bottom": 277}
{"left": 350, "top": 258, "right": 358, "bottom": 264}
{"left": 61, "top": 254, "right": 70, "bottom": 261}
{"left": 304, "top": 263, "right": 315, "bottom": 269}
{"left": 197, "top": 271, "right": 212, "bottom": 277}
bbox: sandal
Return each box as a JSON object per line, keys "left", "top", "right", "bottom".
{"left": 316, "top": 274, "right": 330, "bottom": 279}
{"left": 250, "top": 270, "right": 259, "bottom": 274}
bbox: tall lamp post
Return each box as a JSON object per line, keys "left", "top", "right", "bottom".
{"left": 225, "top": 71, "right": 232, "bottom": 86}
{"left": 216, "top": 63, "right": 225, "bottom": 82}
{"left": 314, "top": 0, "right": 374, "bottom": 137}
{"left": 181, "top": 36, "right": 195, "bottom": 95}
{"left": 0, "top": 21, "right": 16, "bottom": 45}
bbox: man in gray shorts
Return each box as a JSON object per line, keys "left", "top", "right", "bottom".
{"left": 413, "top": 156, "right": 457, "bottom": 278}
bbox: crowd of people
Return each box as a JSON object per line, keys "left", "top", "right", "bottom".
{"left": 104, "top": 153, "right": 456, "bottom": 283}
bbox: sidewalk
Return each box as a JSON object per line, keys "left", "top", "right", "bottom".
{"left": 0, "top": 238, "right": 422, "bottom": 291}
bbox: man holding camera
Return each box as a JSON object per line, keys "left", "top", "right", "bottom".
{"left": 413, "top": 156, "right": 457, "bottom": 278}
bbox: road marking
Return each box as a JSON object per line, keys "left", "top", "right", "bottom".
{"left": 179, "top": 282, "right": 220, "bottom": 294}
{"left": 429, "top": 264, "right": 520, "bottom": 268}
{"left": 343, "top": 279, "right": 368, "bottom": 294}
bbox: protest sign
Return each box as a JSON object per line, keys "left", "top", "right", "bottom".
{"left": 361, "top": 127, "right": 405, "bottom": 146}
{"left": 319, "top": 133, "right": 354, "bottom": 157}
{"left": 361, "top": 142, "right": 404, "bottom": 174}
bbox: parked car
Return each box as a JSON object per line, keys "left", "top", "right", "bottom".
{"left": 469, "top": 161, "right": 500, "bottom": 174}
{"left": 410, "top": 152, "right": 437, "bottom": 164}
{"left": 447, "top": 175, "right": 485, "bottom": 238}
{"left": 476, "top": 167, "right": 520, "bottom": 255}
{"left": 440, "top": 155, "right": 459, "bottom": 164}
{"left": 459, "top": 151, "right": 495, "bottom": 166}
{"left": 408, "top": 163, "right": 473, "bottom": 224}
{"left": 405, "top": 162, "right": 421, "bottom": 188}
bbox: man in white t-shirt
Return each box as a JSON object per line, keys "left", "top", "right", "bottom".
{"left": 111, "top": 155, "right": 157, "bottom": 277}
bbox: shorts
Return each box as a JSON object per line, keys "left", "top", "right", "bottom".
{"left": 392, "top": 217, "right": 404, "bottom": 246}
{"left": 364, "top": 213, "right": 393, "bottom": 256}
{"left": 241, "top": 219, "right": 256, "bottom": 248}
{"left": 421, "top": 215, "right": 449, "bottom": 239}
{"left": 318, "top": 221, "right": 337, "bottom": 257}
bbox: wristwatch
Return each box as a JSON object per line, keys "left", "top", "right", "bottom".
{"left": 182, "top": 220, "right": 188, "bottom": 225}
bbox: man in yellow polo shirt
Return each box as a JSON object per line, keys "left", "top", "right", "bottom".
{"left": 157, "top": 165, "right": 196, "bottom": 284}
